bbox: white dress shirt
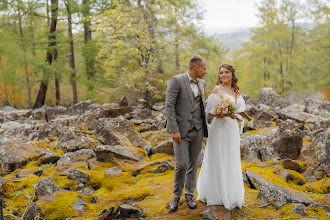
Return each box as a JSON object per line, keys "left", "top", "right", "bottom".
{"left": 187, "top": 72, "right": 200, "bottom": 98}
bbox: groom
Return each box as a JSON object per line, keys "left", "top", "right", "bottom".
{"left": 165, "top": 55, "right": 208, "bottom": 211}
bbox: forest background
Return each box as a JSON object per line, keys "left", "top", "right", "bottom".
{"left": 0, "top": 0, "right": 329, "bottom": 109}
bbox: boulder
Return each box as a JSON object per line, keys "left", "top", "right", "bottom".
{"left": 38, "top": 150, "right": 61, "bottom": 165}
{"left": 95, "top": 145, "right": 146, "bottom": 162}
{"left": 37, "top": 123, "right": 61, "bottom": 140}
{"left": 0, "top": 144, "right": 44, "bottom": 173}
{"left": 70, "top": 100, "right": 92, "bottom": 114}
{"left": 282, "top": 159, "right": 302, "bottom": 172}
{"left": 66, "top": 169, "right": 89, "bottom": 184}
{"left": 259, "top": 121, "right": 303, "bottom": 161}
{"left": 257, "top": 180, "right": 313, "bottom": 209}
{"left": 94, "top": 116, "right": 149, "bottom": 148}
{"left": 278, "top": 169, "right": 292, "bottom": 182}
{"left": 257, "top": 88, "right": 290, "bottom": 110}
{"left": 240, "top": 133, "right": 270, "bottom": 161}
{"left": 117, "top": 204, "right": 146, "bottom": 218}
{"left": 152, "top": 102, "right": 165, "bottom": 111}
{"left": 277, "top": 104, "right": 316, "bottom": 123}
{"left": 22, "top": 203, "right": 40, "bottom": 220}
{"left": 72, "top": 199, "right": 87, "bottom": 213}
{"left": 33, "top": 176, "right": 63, "bottom": 199}
{"left": 133, "top": 161, "right": 173, "bottom": 176}
{"left": 305, "top": 98, "right": 330, "bottom": 118}
{"left": 290, "top": 203, "right": 307, "bottom": 216}
{"left": 136, "top": 99, "right": 152, "bottom": 109}
{"left": 151, "top": 140, "right": 174, "bottom": 155}
{"left": 302, "top": 132, "right": 329, "bottom": 165}
{"left": 49, "top": 115, "right": 79, "bottom": 127}
{"left": 93, "top": 126, "right": 131, "bottom": 147}
{"left": 58, "top": 129, "right": 101, "bottom": 153}
{"left": 118, "top": 96, "right": 128, "bottom": 107}
{"left": 134, "top": 108, "right": 153, "bottom": 120}
{"left": 56, "top": 149, "right": 96, "bottom": 168}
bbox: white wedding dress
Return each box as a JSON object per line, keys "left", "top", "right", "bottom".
{"left": 196, "top": 92, "right": 246, "bottom": 210}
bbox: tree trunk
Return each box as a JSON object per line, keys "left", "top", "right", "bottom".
{"left": 66, "top": 2, "right": 77, "bottom": 104}
{"left": 83, "top": 0, "right": 96, "bottom": 94}
{"left": 33, "top": 0, "right": 58, "bottom": 108}
{"left": 18, "top": 8, "right": 32, "bottom": 108}
{"left": 263, "top": 57, "right": 267, "bottom": 87}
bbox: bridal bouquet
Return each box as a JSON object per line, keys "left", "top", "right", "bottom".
{"left": 211, "top": 92, "right": 237, "bottom": 116}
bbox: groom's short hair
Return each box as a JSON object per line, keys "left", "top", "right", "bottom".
{"left": 188, "top": 55, "right": 206, "bottom": 70}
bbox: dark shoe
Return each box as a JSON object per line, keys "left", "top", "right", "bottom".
{"left": 185, "top": 194, "right": 196, "bottom": 209}
{"left": 169, "top": 196, "right": 180, "bottom": 212}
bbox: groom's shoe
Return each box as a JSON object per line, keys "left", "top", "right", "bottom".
{"left": 185, "top": 194, "right": 197, "bottom": 209}
{"left": 169, "top": 196, "right": 180, "bottom": 212}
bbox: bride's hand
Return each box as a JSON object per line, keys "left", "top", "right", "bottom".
{"left": 230, "top": 114, "right": 237, "bottom": 119}
{"left": 209, "top": 113, "right": 226, "bottom": 118}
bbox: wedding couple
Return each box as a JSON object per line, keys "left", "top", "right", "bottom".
{"left": 165, "top": 55, "right": 246, "bottom": 212}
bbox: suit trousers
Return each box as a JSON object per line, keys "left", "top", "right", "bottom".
{"left": 173, "top": 127, "right": 204, "bottom": 198}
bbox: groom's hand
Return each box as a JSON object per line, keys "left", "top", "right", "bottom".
{"left": 172, "top": 132, "right": 181, "bottom": 144}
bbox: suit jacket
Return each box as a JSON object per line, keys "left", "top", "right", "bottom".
{"left": 165, "top": 73, "right": 208, "bottom": 138}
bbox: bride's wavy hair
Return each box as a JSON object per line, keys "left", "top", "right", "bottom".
{"left": 216, "top": 64, "right": 240, "bottom": 97}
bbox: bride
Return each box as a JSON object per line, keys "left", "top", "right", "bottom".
{"left": 196, "top": 63, "right": 246, "bottom": 210}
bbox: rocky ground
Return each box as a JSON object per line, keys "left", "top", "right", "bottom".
{"left": 0, "top": 87, "right": 329, "bottom": 220}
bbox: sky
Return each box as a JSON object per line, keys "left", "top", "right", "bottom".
{"left": 198, "top": 0, "right": 260, "bottom": 32}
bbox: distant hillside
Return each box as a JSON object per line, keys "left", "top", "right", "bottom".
{"left": 206, "top": 22, "right": 314, "bottom": 53}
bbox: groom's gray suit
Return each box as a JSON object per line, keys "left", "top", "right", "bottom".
{"left": 165, "top": 72, "right": 208, "bottom": 199}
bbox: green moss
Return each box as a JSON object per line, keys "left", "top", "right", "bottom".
{"left": 306, "top": 207, "right": 330, "bottom": 219}
{"left": 142, "top": 130, "right": 171, "bottom": 146}
{"left": 4, "top": 175, "right": 40, "bottom": 212}
{"left": 305, "top": 179, "right": 329, "bottom": 194}
{"left": 151, "top": 153, "right": 174, "bottom": 161}
{"left": 279, "top": 204, "right": 296, "bottom": 215}
{"left": 285, "top": 169, "right": 306, "bottom": 185}
{"left": 296, "top": 160, "right": 307, "bottom": 172}
{"left": 285, "top": 213, "right": 303, "bottom": 219}
{"left": 37, "top": 191, "right": 79, "bottom": 220}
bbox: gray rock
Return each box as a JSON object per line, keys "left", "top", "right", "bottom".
{"left": 305, "top": 98, "right": 330, "bottom": 118}
{"left": 290, "top": 203, "right": 306, "bottom": 216}
{"left": 37, "top": 123, "right": 61, "bottom": 140}
{"left": 302, "top": 132, "right": 330, "bottom": 165}
{"left": 71, "top": 100, "right": 92, "bottom": 114}
{"left": 246, "top": 171, "right": 263, "bottom": 189}
{"left": 33, "top": 176, "right": 63, "bottom": 199}
{"left": 56, "top": 149, "right": 96, "bottom": 168}
{"left": 282, "top": 159, "right": 301, "bottom": 172}
{"left": 22, "top": 202, "right": 40, "bottom": 220}
{"left": 93, "top": 116, "right": 149, "bottom": 148}
{"left": 134, "top": 108, "right": 153, "bottom": 120}
{"left": 151, "top": 140, "right": 174, "bottom": 155}
{"left": 137, "top": 99, "right": 152, "bottom": 109}
{"left": 150, "top": 162, "right": 173, "bottom": 174}
{"left": 152, "top": 102, "right": 165, "bottom": 111}
{"left": 257, "top": 181, "right": 313, "bottom": 209}
{"left": 278, "top": 169, "right": 292, "bottom": 182}
{"left": 78, "top": 188, "right": 95, "bottom": 196}
{"left": 93, "top": 127, "right": 126, "bottom": 146}
{"left": 73, "top": 199, "right": 87, "bottom": 213}
{"left": 66, "top": 169, "right": 89, "bottom": 184}
{"left": 277, "top": 104, "right": 316, "bottom": 123}
{"left": 143, "top": 145, "right": 153, "bottom": 155}
{"left": 104, "top": 167, "right": 122, "bottom": 175}
{"left": 38, "top": 150, "right": 60, "bottom": 165}
{"left": 95, "top": 145, "right": 146, "bottom": 162}
{"left": 117, "top": 204, "right": 146, "bottom": 218}
{"left": 259, "top": 121, "right": 303, "bottom": 161}
{"left": 240, "top": 133, "right": 271, "bottom": 161}
{"left": 133, "top": 161, "right": 173, "bottom": 176}
{"left": 200, "top": 206, "right": 217, "bottom": 220}
{"left": 257, "top": 88, "right": 290, "bottom": 110}
{"left": 138, "top": 123, "right": 152, "bottom": 132}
